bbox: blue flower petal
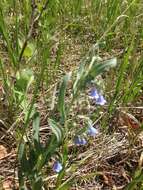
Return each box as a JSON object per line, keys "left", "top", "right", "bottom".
{"left": 89, "top": 88, "right": 100, "bottom": 100}
{"left": 87, "top": 126, "right": 99, "bottom": 136}
{"left": 96, "top": 94, "right": 106, "bottom": 105}
{"left": 80, "top": 138, "right": 87, "bottom": 145}
{"left": 53, "top": 161, "right": 62, "bottom": 173}
{"left": 74, "top": 136, "right": 87, "bottom": 145}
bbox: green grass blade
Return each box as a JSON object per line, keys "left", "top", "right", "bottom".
{"left": 58, "top": 73, "right": 71, "bottom": 123}
{"left": 0, "top": 4, "right": 17, "bottom": 68}
{"left": 48, "top": 118, "right": 63, "bottom": 143}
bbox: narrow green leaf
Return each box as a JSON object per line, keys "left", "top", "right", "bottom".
{"left": 57, "top": 182, "right": 71, "bottom": 190}
{"left": 18, "top": 142, "right": 31, "bottom": 174}
{"left": 73, "top": 56, "right": 100, "bottom": 96}
{"left": 32, "top": 112, "right": 42, "bottom": 155}
{"left": 18, "top": 142, "right": 25, "bottom": 161}
{"left": 19, "top": 39, "right": 35, "bottom": 58}
{"left": 32, "top": 175, "right": 42, "bottom": 190}
{"left": 0, "top": 5, "right": 17, "bottom": 68}
{"left": 15, "top": 68, "right": 34, "bottom": 93}
{"left": 33, "top": 112, "right": 40, "bottom": 144}
{"left": 36, "top": 136, "right": 58, "bottom": 170}
{"left": 90, "top": 57, "right": 117, "bottom": 77}
{"left": 73, "top": 56, "right": 117, "bottom": 97}
{"left": 48, "top": 119, "right": 63, "bottom": 143}
{"left": 58, "top": 73, "right": 71, "bottom": 122}
{"left": 125, "top": 169, "right": 143, "bottom": 190}
{"left": 57, "top": 175, "right": 74, "bottom": 190}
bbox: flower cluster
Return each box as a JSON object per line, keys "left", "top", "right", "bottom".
{"left": 74, "top": 124, "right": 99, "bottom": 145}
{"left": 74, "top": 136, "right": 87, "bottom": 145}
{"left": 89, "top": 88, "right": 106, "bottom": 105}
{"left": 53, "top": 125, "right": 98, "bottom": 173}
{"left": 53, "top": 88, "right": 105, "bottom": 173}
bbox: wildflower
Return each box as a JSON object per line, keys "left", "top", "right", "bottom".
{"left": 96, "top": 94, "right": 106, "bottom": 105}
{"left": 74, "top": 136, "right": 87, "bottom": 145}
{"left": 89, "top": 88, "right": 100, "bottom": 99}
{"left": 87, "top": 125, "right": 99, "bottom": 137}
{"left": 53, "top": 161, "right": 62, "bottom": 173}
{"left": 89, "top": 88, "right": 106, "bottom": 105}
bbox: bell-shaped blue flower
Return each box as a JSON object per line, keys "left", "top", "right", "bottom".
{"left": 74, "top": 136, "right": 87, "bottom": 145}
{"left": 53, "top": 161, "right": 62, "bottom": 173}
{"left": 89, "top": 88, "right": 100, "bottom": 100}
{"left": 87, "top": 125, "right": 99, "bottom": 137}
{"left": 89, "top": 88, "right": 106, "bottom": 105}
{"left": 96, "top": 94, "right": 106, "bottom": 105}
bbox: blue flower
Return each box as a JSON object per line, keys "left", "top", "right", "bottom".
{"left": 89, "top": 88, "right": 100, "bottom": 99}
{"left": 74, "top": 136, "right": 87, "bottom": 145}
{"left": 96, "top": 94, "right": 106, "bottom": 105}
{"left": 89, "top": 88, "right": 106, "bottom": 105}
{"left": 53, "top": 161, "right": 62, "bottom": 173}
{"left": 87, "top": 126, "right": 99, "bottom": 137}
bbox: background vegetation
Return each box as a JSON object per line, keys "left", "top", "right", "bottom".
{"left": 0, "top": 0, "right": 143, "bottom": 189}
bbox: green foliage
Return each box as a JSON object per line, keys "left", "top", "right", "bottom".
{"left": 33, "top": 112, "right": 40, "bottom": 151}
{"left": 73, "top": 54, "right": 117, "bottom": 97}
{"left": 19, "top": 39, "right": 35, "bottom": 58}
{"left": 15, "top": 68, "right": 34, "bottom": 93}
{"left": 0, "top": 3, "right": 17, "bottom": 68}
{"left": 125, "top": 169, "right": 143, "bottom": 190}
{"left": 58, "top": 73, "right": 71, "bottom": 123}
{"left": 48, "top": 118, "right": 63, "bottom": 143}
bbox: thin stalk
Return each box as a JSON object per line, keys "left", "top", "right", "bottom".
{"left": 18, "top": 0, "right": 50, "bottom": 63}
